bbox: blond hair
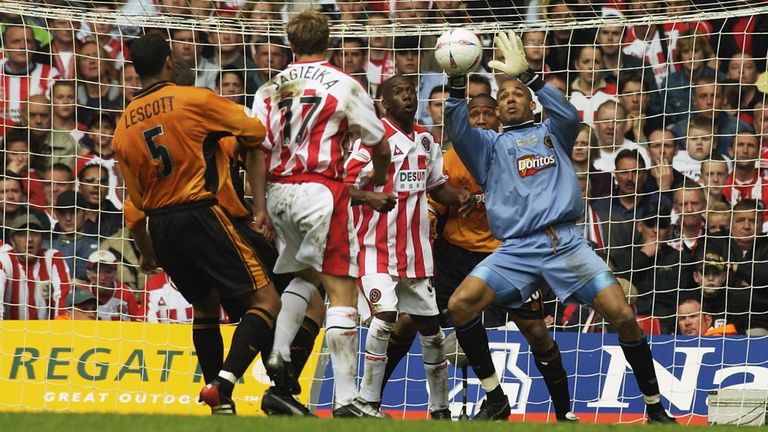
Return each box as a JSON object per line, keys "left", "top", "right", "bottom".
{"left": 286, "top": 11, "right": 329, "bottom": 56}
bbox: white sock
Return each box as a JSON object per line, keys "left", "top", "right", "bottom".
{"left": 273, "top": 277, "right": 317, "bottom": 360}
{"left": 421, "top": 331, "right": 449, "bottom": 411}
{"left": 359, "top": 317, "right": 394, "bottom": 403}
{"left": 325, "top": 306, "right": 359, "bottom": 407}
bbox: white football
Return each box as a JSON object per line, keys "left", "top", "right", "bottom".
{"left": 434, "top": 29, "right": 483, "bottom": 76}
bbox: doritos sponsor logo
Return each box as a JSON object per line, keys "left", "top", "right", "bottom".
{"left": 517, "top": 154, "right": 556, "bottom": 177}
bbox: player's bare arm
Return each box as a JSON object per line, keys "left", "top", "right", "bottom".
{"left": 369, "top": 137, "right": 392, "bottom": 186}
{"left": 246, "top": 146, "right": 274, "bottom": 243}
{"left": 348, "top": 187, "right": 397, "bottom": 212}
{"left": 430, "top": 183, "right": 474, "bottom": 216}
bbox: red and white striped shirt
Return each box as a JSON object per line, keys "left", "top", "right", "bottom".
{"left": 90, "top": 282, "right": 142, "bottom": 322}
{"left": 0, "top": 242, "right": 24, "bottom": 320}
{"left": 142, "top": 272, "right": 193, "bottom": 323}
{"left": 345, "top": 118, "right": 447, "bottom": 279}
{"left": 0, "top": 61, "right": 60, "bottom": 126}
{"left": 253, "top": 60, "right": 384, "bottom": 181}
{"left": 8, "top": 248, "right": 71, "bottom": 320}
{"left": 622, "top": 27, "right": 671, "bottom": 88}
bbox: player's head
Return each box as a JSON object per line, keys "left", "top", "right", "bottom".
{"left": 380, "top": 75, "right": 416, "bottom": 123}
{"left": 286, "top": 11, "right": 329, "bottom": 56}
{"left": 496, "top": 79, "right": 535, "bottom": 125}
{"left": 468, "top": 94, "right": 499, "bottom": 131}
{"left": 131, "top": 32, "right": 174, "bottom": 83}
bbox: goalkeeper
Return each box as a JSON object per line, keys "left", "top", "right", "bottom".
{"left": 442, "top": 31, "right": 676, "bottom": 424}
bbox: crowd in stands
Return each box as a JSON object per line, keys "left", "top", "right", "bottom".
{"left": 1, "top": 0, "right": 768, "bottom": 337}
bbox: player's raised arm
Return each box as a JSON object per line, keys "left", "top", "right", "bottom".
{"left": 489, "top": 31, "right": 580, "bottom": 153}
{"left": 443, "top": 80, "right": 497, "bottom": 186}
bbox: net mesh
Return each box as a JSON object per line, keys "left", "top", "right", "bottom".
{"left": 0, "top": 0, "right": 767, "bottom": 422}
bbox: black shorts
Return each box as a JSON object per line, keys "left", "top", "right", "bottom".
{"left": 231, "top": 217, "right": 293, "bottom": 294}
{"left": 148, "top": 201, "right": 271, "bottom": 305}
{"left": 433, "top": 237, "right": 543, "bottom": 327}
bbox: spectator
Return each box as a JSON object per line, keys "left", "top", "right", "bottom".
{"left": 668, "top": 183, "right": 708, "bottom": 259}
{"left": 330, "top": 37, "right": 368, "bottom": 89}
{"left": 76, "top": 163, "right": 122, "bottom": 237}
{"left": 618, "top": 72, "right": 660, "bottom": 143}
{"left": 7, "top": 213, "right": 71, "bottom": 320}
{"left": 644, "top": 128, "right": 684, "bottom": 194}
{"left": 120, "top": 63, "right": 141, "bottom": 105}
{"left": 50, "top": 190, "right": 98, "bottom": 282}
{"left": 23, "top": 95, "right": 80, "bottom": 170}
{"left": 142, "top": 271, "right": 194, "bottom": 323}
{"left": 215, "top": 66, "right": 246, "bottom": 105}
{"left": 392, "top": 35, "right": 446, "bottom": 127}
{"left": 0, "top": 17, "right": 60, "bottom": 130}
{"left": 676, "top": 298, "right": 714, "bottom": 336}
{"left": 467, "top": 74, "right": 492, "bottom": 97}
{"left": 8, "top": 138, "right": 47, "bottom": 215}
{"left": 706, "top": 201, "right": 731, "bottom": 233}
{"left": 568, "top": 46, "right": 617, "bottom": 125}
{"left": 669, "top": 76, "right": 753, "bottom": 155}
{"left": 598, "top": 24, "right": 658, "bottom": 97}
{"left": 427, "top": 85, "right": 450, "bottom": 149}
{"left": 50, "top": 80, "right": 85, "bottom": 162}
{"left": 663, "top": 30, "right": 724, "bottom": 125}
{"left": 541, "top": 0, "right": 595, "bottom": 74}
{"left": 0, "top": 176, "right": 50, "bottom": 242}
{"left": 753, "top": 99, "right": 768, "bottom": 165}
{"left": 722, "top": 54, "right": 760, "bottom": 125}
{"left": 709, "top": 199, "right": 768, "bottom": 335}
{"left": 621, "top": 0, "right": 672, "bottom": 88}
{"left": 46, "top": 17, "right": 78, "bottom": 79}
{"left": 169, "top": 28, "right": 204, "bottom": 69}
{"left": 593, "top": 149, "right": 661, "bottom": 223}
{"left": 612, "top": 201, "right": 695, "bottom": 333}
{"left": 75, "top": 41, "right": 122, "bottom": 126}
{"left": 522, "top": 31, "right": 547, "bottom": 75}
{"left": 84, "top": 250, "right": 141, "bottom": 322}
{"left": 365, "top": 13, "right": 396, "bottom": 97}
{"left": 251, "top": 36, "right": 289, "bottom": 86}
{"left": 0, "top": 238, "right": 24, "bottom": 320}
{"left": 592, "top": 100, "right": 651, "bottom": 172}
{"left": 671, "top": 116, "right": 716, "bottom": 182}
{"left": 571, "top": 123, "right": 612, "bottom": 198}
{"left": 87, "top": 3, "right": 131, "bottom": 72}
{"left": 696, "top": 253, "right": 747, "bottom": 335}
{"left": 723, "top": 132, "right": 766, "bottom": 207}
{"left": 700, "top": 155, "right": 731, "bottom": 208}
{"left": 197, "top": 28, "right": 259, "bottom": 100}
{"left": 336, "top": 0, "right": 366, "bottom": 23}
{"left": 40, "top": 163, "right": 74, "bottom": 218}
{"left": 55, "top": 286, "right": 98, "bottom": 320}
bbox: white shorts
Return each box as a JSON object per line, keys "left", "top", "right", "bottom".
{"left": 360, "top": 273, "right": 439, "bottom": 316}
{"left": 267, "top": 179, "right": 359, "bottom": 277}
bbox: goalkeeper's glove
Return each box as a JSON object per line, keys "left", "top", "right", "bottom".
{"left": 487, "top": 31, "right": 530, "bottom": 79}
{"left": 448, "top": 75, "right": 467, "bottom": 99}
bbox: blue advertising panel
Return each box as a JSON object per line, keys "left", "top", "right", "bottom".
{"left": 314, "top": 329, "right": 768, "bottom": 422}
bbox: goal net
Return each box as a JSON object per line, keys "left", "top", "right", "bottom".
{"left": 1, "top": 0, "right": 768, "bottom": 424}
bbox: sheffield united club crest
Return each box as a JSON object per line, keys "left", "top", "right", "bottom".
{"left": 421, "top": 135, "right": 432, "bottom": 152}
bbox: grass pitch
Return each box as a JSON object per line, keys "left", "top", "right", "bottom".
{"left": 0, "top": 412, "right": 750, "bottom": 432}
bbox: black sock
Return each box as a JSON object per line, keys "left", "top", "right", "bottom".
{"left": 533, "top": 341, "right": 571, "bottom": 418}
{"left": 221, "top": 307, "right": 275, "bottom": 393}
{"left": 380, "top": 331, "right": 416, "bottom": 397}
{"left": 290, "top": 317, "right": 320, "bottom": 375}
{"left": 619, "top": 337, "right": 660, "bottom": 398}
{"left": 455, "top": 317, "right": 505, "bottom": 404}
{"left": 192, "top": 317, "right": 223, "bottom": 384}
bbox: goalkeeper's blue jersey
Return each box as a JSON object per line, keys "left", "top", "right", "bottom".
{"left": 444, "top": 81, "right": 583, "bottom": 241}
